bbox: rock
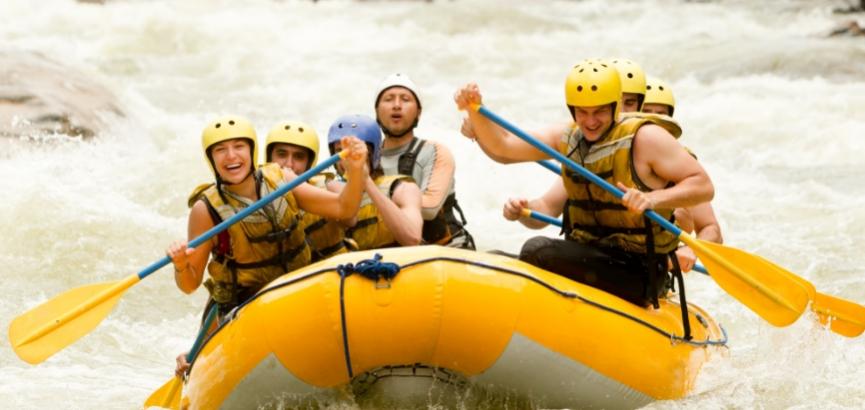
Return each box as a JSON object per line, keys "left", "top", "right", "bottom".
{"left": 0, "top": 50, "right": 124, "bottom": 140}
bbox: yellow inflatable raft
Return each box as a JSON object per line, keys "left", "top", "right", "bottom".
{"left": 180, "top": 246, "right": 726, "bottom": 409}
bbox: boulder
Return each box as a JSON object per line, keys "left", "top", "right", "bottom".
{"left": 0, "top": 50, "right": 124, "bottom": 140}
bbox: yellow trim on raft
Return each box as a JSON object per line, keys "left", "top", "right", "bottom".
{"left": 182, "top": 246, "right": 725, "bottom": 409}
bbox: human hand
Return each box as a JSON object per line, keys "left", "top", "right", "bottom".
{"left": 339, "top": 136, "right": 369, "bottom": 176}
{"left": 673, "top": 245, "right": 697, "bottom": 273}
{"left": 453, "top": 82, "right": 483, "bottom": 111}
{"left": 617, "top": 182, "right": 655, "bottom": 213}
{"left": 503, "top": 198, "right": 529, "bottom": 221}
{"left": 175, "top": 352, "right": 190, "bottom": 378}
{"left": 166, "top": 240, "right": 193, "bottom": 272}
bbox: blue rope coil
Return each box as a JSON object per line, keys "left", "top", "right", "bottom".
{"left": 336, "top": 253, "right": 401, "bottom": 282}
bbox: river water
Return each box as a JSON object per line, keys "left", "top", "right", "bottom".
{"left": 1, "top": 0, "right": 864, "bottom": 408}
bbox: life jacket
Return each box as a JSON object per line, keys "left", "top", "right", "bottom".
{"left": 196, "top": 163, "right": 311, "bottom": 305}
{"left": 345, "top": 174, "right": 414, "bottom": 250}
{"left": 558, "top": 114, "right": 681, "bottom": 255}
{"left": 299, "top": 174, "right": 352, "bottom": 262}
{"left": 397, "top": 137, "right": 474, "bottom": 249}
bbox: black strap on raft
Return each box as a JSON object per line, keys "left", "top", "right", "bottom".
{"left": 668, "top": 251, "right": 693, "bottom": 341}
{"left": 643, "top": 216, "right": 662, "bottom": 309}
{"left": 335, "top": 254, "right": 402, "bottom": 378}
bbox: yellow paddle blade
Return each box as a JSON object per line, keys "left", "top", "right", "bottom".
{"left": 812, "top": 293, "right": 865, "bottom": 338}
{"left": 753, "top": 254, "right": 865, "bottom": 338}
{"left": 143, "top": 376, "right": 182, "bottom": 410}
{"left": 8, "top": 275, "right": 139, "bottom": 364}
{"left": 682, "top": 236, "right": 809, "bottom": 327}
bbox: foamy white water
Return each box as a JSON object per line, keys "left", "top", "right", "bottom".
{"left": 1, "top": 0, "right": 864, "bottom": 408}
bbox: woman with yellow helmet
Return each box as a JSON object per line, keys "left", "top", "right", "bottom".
{"left": 455, "top": 59, "right": 714, "bottom": 308}
{"left": 166, "top": 115, "right": 368, "bottom": 313}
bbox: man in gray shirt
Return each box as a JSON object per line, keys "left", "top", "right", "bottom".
{"left": 375, "top": 73, "right": 475, "bottom": 249}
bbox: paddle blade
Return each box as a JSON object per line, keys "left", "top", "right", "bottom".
{"left": 685, "top": 237, "right": 809, "bottom": 327}
{"left": 144, "top": 377, "right": 182, "bottom": 410}
{"left": 812, "top": 293, "right": 865, "bottom": 338}
{"left": 752, "top": 254, "right": 865, "bottom": 338}
{"left": 8, "top": 276, "right": 137, "bottom": 364}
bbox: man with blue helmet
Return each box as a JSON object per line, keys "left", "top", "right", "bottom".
{"left": 327, "top": 114, "right": 424, "bottom": 250}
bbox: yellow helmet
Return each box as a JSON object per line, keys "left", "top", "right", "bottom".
{"left": 608, "top": 58, "right": 646, "bottom": 109}
{"left": 565, "top": 59, "right": 622, "bottom": 119}
{"left": 644, "top": 77, "right": 676, "bottom": 116}
{"left": 265, "top": 121, "right": 320, "bottom": 168}
{"left": 201, "top": 115, "right": 258, "bottom": 177}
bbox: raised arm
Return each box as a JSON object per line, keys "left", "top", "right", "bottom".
{"left": 294, "top": 136, "right": 368, "bottom": 220}
{"left": 454, "top": 82, "right": 560, "bottom": 163}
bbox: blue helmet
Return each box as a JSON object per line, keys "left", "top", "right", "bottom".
{"left": 327, "top": 114, "right": 383, "bottom": 170}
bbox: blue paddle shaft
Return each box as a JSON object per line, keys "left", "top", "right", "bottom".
{"left": 537, "top": 159, "right": 560, "bottom": 173}
{"left": 475, "top": 105, "right": 683, "bottom": 237}
{"left": 187, "top": 304, "right": 218, "bottom": 361}
{"left": 136, "top": 153, "right": 344, "bottom": 280}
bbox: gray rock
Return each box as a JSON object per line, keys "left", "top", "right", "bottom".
{"left": 0, "top": 50, "right": 124, "bottom": 140}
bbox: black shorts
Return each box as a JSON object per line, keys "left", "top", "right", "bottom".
{"left": 519, "top": 236, "right": 670, "bottom": 308}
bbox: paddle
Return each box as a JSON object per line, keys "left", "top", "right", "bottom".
{"left": 9, "top": 150, "right": 349, "bottom": 365}
{"left": 528, "top": 145, "right": 865, "bottom": 337}
{"left": 471, "top": 104, "right": 812, "bottom": 327}
{"left": 144, "top": 305, "right": 218, "bottom": 410}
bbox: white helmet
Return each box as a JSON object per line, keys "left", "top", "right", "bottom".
{"left": 375, "top": 72, "right": 422, "bottom": 110}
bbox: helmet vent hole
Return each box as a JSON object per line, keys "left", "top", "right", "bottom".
{"left": 592, "top": 68, "right": 598, "bottom": 72}
{"left": 579, "top": 68, "right": 584, "bottom": 73}
{"left": 577, "top": 85, "right": 583, "bottom": 92}
{"left": 647, "top": 85, "right": 652, "bottom": 90}
{"left": 298, "top": 127, "right": 304, "bottom": 132}
{"left": 229, "top": 120, "right": 235, "bottom": 125}
{"left": 591, "top": 85, "right": 598, "bottom": 91}
{"left": 659, "top": 86, "right": 665, "bottom": 91}
{"left": 215, "top": 123, "right": 222, "bottom": 129}
{"left": 627, "top": 73, "right": 633, "bottom": 79}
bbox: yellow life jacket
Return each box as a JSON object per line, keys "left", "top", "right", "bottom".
{"left": 299, "top": 174, "right": 351, "bottom": 262}
{"left": 558, "top": 114, "right": 681, "bottom": 254}
{"left": 199, "top": 163, "right": 311, "bottom": 304}
{"left": 346, "top": 174, "right": 414, "bottom": 251}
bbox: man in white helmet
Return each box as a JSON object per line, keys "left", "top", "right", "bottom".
{"left": 374, "top": 72, "right": 475, "bottom": 249}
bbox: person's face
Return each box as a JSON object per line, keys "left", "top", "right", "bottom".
{"left": 573, "top": 104, "right": 615, "bottom": 141}
{"left": 621, "top": 92, "right": 642, "bottom": 113}
{"left": 376, "top": 87, "right": 420, "bottom": 137}
{"left": 270, "top": 143, "right": 311, "bottom": 175}
{"left": 642, "top": 103, "right": 672, "bottom": 116}
{"left": 211, "top": 138, "right": 252, "bottom": 183}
